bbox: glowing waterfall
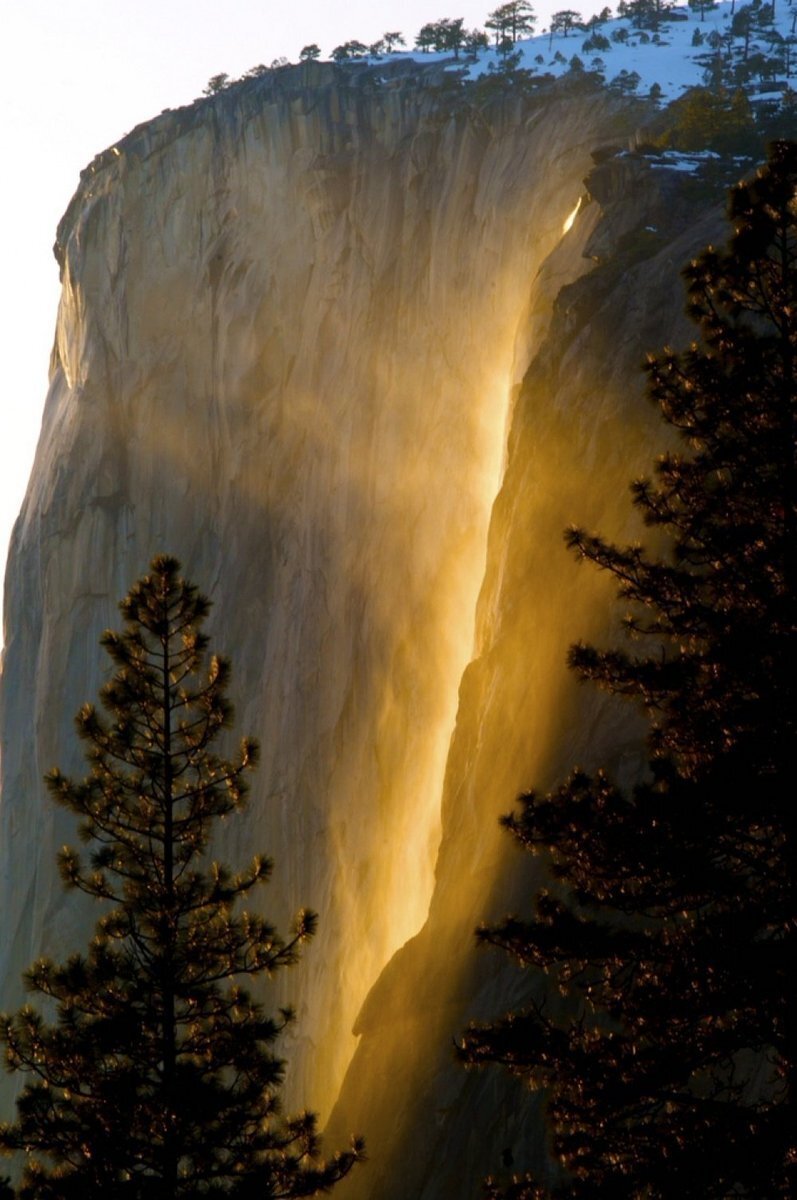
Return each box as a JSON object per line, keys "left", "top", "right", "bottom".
{"left": 562, "top": 195, "right": 583, "bottom": 235}
{"left": 0, "top": 74, "right": 638, "bottom": 1143}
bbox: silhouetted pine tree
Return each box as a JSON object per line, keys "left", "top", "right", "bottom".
{"left": 460, "top": 140, "right": 797, "bottom": 1198}
{"left": 0, "top": 555, "right": 363, "bottom": 1199}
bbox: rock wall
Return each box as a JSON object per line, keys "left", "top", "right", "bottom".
{"left": 0, "top": 64, "right": 724, "bottom": 1196}
{"left": 326, "top": 152, "right": 727, "bottom": 1198}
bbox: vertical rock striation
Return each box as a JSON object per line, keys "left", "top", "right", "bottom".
{"left": 0, "top": 63, "right": 725, "bottom": 1195}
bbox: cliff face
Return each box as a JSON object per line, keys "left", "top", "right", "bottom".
{"left": 327, "top": 152, "right": 726, "bottom": 1197}
{"left": 1, "top": 65, "right": 722, "bottom": 1196}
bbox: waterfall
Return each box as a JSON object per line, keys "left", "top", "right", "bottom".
{"left": 2, "top": 71, "right": 696, "bottom": 1195}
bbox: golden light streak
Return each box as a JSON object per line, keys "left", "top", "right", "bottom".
{"left": 24, "top": 95, "right": 625, "bottom": 1139}
{"left": 562, "top": 196, "right": 582, "bottom": 235}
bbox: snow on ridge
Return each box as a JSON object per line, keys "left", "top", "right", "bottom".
{"left": 375, "top": 2, "right": 797, "bottom": 105}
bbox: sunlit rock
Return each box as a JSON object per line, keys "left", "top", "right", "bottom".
{"left": 0, "top": 63, "right": 726, "bottom": 1195}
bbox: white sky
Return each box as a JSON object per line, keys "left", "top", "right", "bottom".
{"left": 0, "top": 1, "right": 567, "bottom": 642}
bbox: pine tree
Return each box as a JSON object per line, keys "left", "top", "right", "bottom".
{"left": 0, "top": 555, "right": 363, "bottom": 1198}
{"left": 621, "top": 0, "right": 675, "bottom": 30}
{"left": 460, "top": 141, "right": 797, "bottom": 1197}
{"left": 549, "top": 10, "right": 582, "bottom": 41}
{"left": 486, "top": 2, "right": 537, "bottom": 49}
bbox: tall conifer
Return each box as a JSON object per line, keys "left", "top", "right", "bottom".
{"left": 461, "top": 142, "right": 797, "bottom": 1198}
{"left": 0, "top": 555, "right": 362, "bottom": 1198}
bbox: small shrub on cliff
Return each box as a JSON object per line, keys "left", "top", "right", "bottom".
{"left": 465, "top": 28, "right": 490, "bottom": 56}
{"left": 582, "top": 31, "right": 610, "bottom": 51}
{"left": 461, "top": 141, "right": 797, "bottom": 1197}
{"left": 607, "top": 67, "right": 641, "bottom": 92}
{"left": 332, "top": 40, "right": 369, "bottom": 62}
{"left": 0, "top": 556, "right": 363, "bottom": 1198}
{"left": 203, "top": 72, "right": 230, "bottom": 95}
{"left": 382, "top": 31, "right": 406, "bottom": 52}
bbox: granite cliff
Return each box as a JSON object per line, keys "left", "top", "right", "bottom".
{"left": 0, "top": 63, "right": 726, "bottom": 1196}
